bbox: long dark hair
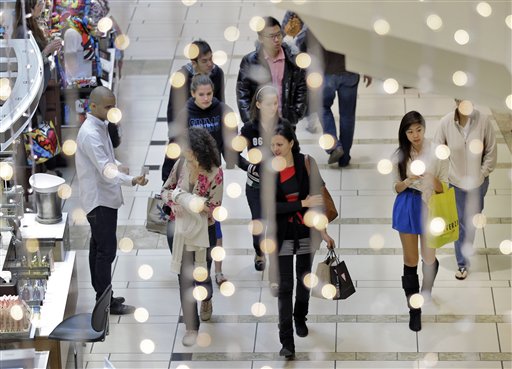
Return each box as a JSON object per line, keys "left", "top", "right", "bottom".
{"left": 274, "top": 123, "right": 300, "bottom": 154}
{"left": 395, "top": 111, "right": 426, "bottom": 180}
{"left": 15, "top": 0, "right": 48, "bottom": 51}
{"left": 188, "top": 127, "right": 220, "bottom": 172}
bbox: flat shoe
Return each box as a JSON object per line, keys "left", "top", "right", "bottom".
{"left": 110, "top": 302, "right": 135, "bottom": 315}
{"left": 215, "top": 272, "right": 228, "bottom": 286}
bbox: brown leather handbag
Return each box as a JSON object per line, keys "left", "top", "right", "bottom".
{"left": 304, "top": 155, "right": 338, "bottom": 222}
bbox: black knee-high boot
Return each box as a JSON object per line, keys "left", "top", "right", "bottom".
{"left": 293, "top": 300, "right": 309, "bottom": 337}
{"left": 402, "top": 265, "right": 421, "bottom": 332}
{"left": 421, "top": 258, "right": 439, "bottom": 297}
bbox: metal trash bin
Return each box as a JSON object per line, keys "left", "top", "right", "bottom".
{"left": 29, "top": 173, "right": 65, "bottom": 224}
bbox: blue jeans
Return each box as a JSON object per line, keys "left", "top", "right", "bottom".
{"left": 321, "top": 72, "right": 360, "bottom": 166}
{"left": 452, "top": 177, "right": 489, "bottom": 268}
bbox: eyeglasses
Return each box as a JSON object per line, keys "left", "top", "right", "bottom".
{"left": 261, "top": 32, "right": 283, "bottom": 40}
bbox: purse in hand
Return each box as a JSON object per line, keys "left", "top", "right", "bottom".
{"left": 304, "top": 155, "right": 338, "bottom": 222}
{"left": 145, "top": 194, "right": 168, "bottom": 235}
{"left": 312, "top": 249, "right": 356, "bottom": 300}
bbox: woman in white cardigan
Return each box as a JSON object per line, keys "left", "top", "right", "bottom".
{"left": 161, "top": 127, "right": 223, "bottom": 347}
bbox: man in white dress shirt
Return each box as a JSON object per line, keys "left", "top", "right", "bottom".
{"left": 75, "top": 86, "right": 148, "bottom": 315}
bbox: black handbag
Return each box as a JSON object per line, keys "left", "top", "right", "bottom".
{"left": 312, "top": 249, "right": 356, "bottom": 300}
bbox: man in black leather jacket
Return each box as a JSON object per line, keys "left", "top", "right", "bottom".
{"left": 236, "top": 16, "right": 307, "bottom": 128}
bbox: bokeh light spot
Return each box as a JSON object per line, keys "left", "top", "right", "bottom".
{"left": 211, "top": 246, "right": 226, "bottom": 262}
{"left": 170, "top": 71, "right": 186, "bottom": 88}
{"left": 476, "top": 2, "right": 492, "bottom": 17}
{"left": 62, "top": 139, "right": 77, "bottom": 156}
{"left": 249, "top": 16, "right": 265, "bottom": 32}
{"left": 231, "top": 136, "right": 248, "bottom": 152}
{"left": 410, "top": 293, "right": 424, "bottom": 309}
{"left": 369, "top": 233, "right": 385, "bottom": 250}
{"left": 499, "top": 240, "right": 512, "bottom": 255}
{"left": 0, "top": 162, "right": 14, "bottom": 180}
{"left": 97, "top": 17, "right": 113, "bottom": 33}
{"left": 260, "top": 238, "right": 276, "bottom": 254}
{"left": 426, "top": 14, "right": 443, "bottom": 30}
{"left": 119, "top": 237, "right": 134, "bottom": 253}
{"left": 410, "top": 159, "right": 426, "bottom": 175}
{"left": 193, "top": 267, "right": 208, "bottom": 282}
{"left": 220, "top": 281, "right": 235, "bottom": 297}
{"left": 114, "top": 34, "right": 130, "bottom": 50}
{"left": 377, "top": 159, "right": 393, "bottom": 175}
{"left": 107, "top": 108, "right": 122, "bottom": 123}
{"left": 226, "top": 182, "right": 242, "bottom": 198}
{"left": 248, "top": 220, "right": 264, "bottom": 235}
{"left": 193, "top": 286, "right": 208, "bottom": 301}
{"left": 373, "top": 19, "right": 390, "bottom": 35}
{"left": 435, "top": 144, "right": 451, "bottom": 160}
{"left": 196, "top": 332, "right": 212, "bottom": 347}
{"left": 134, "top": 307, "right": 149, "bottom": 322}
{"left": 458, "top": 100, "right": 474, "bottom": 115}
{"left": 307, "top": 72, "right": 323, "bottom": 89}
{"left": 271, "top": 156, "right": 287, "bottom": 172}
{"left": 224, "top": 26, "right": 240, "bottom": 42}
{"left": 166, "top": 143, "right": 181, "bottom": 159}
{"left": 139, "top": 339, "right": 155, "bottom": 354}
{"left": 454, "top": 29, "right": 470, "bottom": 45}
{"left": 472, "top": 213, "right": 487, "bottom": 229}
{"left": 383, "top": 78, "right": 399, "bottom": 94}
{"left": 212, "top": 206, "right": 228, "bottom": 222}
{"left": 469, "top": 139, "right": 484, "bottom": 154}
{"left": 251, "top": 302, "right": 267, "bottom": 317}
{"left": 184, "top": 43, "right": 199, "bottom": 59}
{"left": 57, "top": 184, "right": 72, "bottom": 199}
{"left": 212, "top": 50, "right": 228, "bottom": 66}
{"left": 138, "top": 264, "right": 154, "bottom": 280}
{"left": 248, "top": 148, "right": 262, "bottom": 164}
{"left": 296, "top": 53, "right": 311, "bottom": 69}
{"left": 429, "top": 217, "right": 446, "bottom": 236}
{"left": 452, "top": 71, "right": 468, "bottom": 86}
{"left": 319, "top": 134, "right": 336, "bottom": 150}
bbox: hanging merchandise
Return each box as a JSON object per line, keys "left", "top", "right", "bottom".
{"left": 23, "top": 121, "right": 62, "bottom": 165}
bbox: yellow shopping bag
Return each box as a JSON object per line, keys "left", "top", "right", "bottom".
{"left": 427, "top": 183, "right": 459, "bottom": 248}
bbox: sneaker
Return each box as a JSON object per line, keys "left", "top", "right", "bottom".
{"left": 328, "top": 147, "right": 344, "bottom": 164}
{"left": 455, "top": 267, "right": 468, "bottom": 280}
{"left": 200, "top": 299, "right": 212, "bottom": 321}
{"left": 254, "top": 255, "right": 266, "bottom": 271}
{"left": 182, "top": 330, "right": 198, "bottom": 346}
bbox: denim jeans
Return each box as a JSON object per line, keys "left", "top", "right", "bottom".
{"left": 167, "top": 222, "right": 216, "bottom": 330}
{"left": 87, "top": 206, "right": 118, "bottom": 300}
{"left": 321, "top": 72, "right": 360, "bottom": 166}
{"left": 452, "top": 177, "right": 490, "bottom": 268}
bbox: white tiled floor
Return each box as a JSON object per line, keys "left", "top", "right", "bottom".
{"left": 55, "top": 1, "right": 512, "bottom": 368}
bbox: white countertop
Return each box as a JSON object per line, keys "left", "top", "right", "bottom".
{"left": 32, "top": 250, "right": 76, "bottom": 337}
{"left": 20, "top": 213, "right": 68, "bottom": 239}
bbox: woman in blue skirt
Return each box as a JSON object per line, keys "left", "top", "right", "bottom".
{"left": 392, "top": 111, "right": 448, "bottom": 332}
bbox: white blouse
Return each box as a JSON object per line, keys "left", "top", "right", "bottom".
{"left": 392, "top": 139, "right": 448, "bottom": 203}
